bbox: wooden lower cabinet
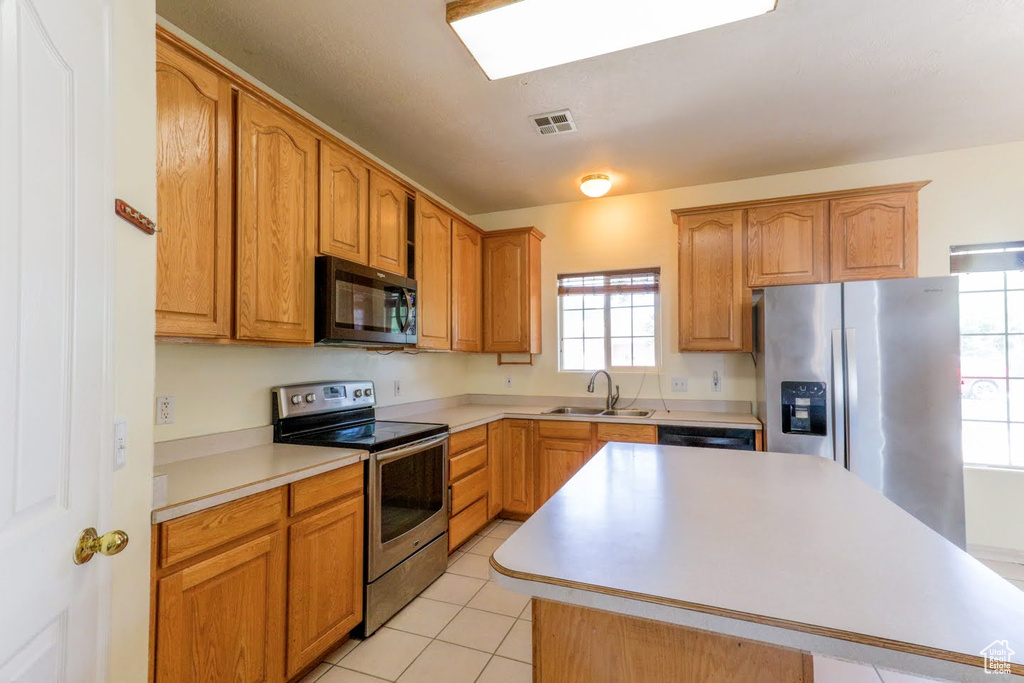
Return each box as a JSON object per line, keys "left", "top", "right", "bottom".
{"left": 536, "top": 438, "right": 590, "bottom": 507}
{"left": 594, "top": 423, "right": 658, "bottom": 451}
{"left": 155, "top": 531, "right": 287, "bottom": 683}
{"left": 286, "top": 495, "right": 364, "bottom": 678}
{"left": 152, "top": 464, "right": 365, "bottom": 683}
{"left": 502, "top": 420, "right": 536, "bottom": 515}
{"left": 487, "top": 421, "right": 504, "bottom": 519}
{"left": 448, "top": 425, "right": 492, "bottom": 551}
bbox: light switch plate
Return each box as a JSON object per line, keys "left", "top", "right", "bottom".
{"left": 113, "top": 417, "right": 127, "bottom": 470}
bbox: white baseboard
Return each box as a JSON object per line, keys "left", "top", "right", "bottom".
{"left": 968, "top": 543, "right": 1024, "bottom": 565}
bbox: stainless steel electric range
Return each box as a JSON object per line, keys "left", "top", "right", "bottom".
{"left": 272, "top": 380, "right": 449, "bottom": 636}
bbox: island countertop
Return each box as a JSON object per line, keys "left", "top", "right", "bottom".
{"left": 490, "top": 443, "right": 1024, "bottom": 681}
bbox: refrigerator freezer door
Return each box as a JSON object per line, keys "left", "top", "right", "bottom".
{"left": 761, "top": 283, "right": 843, "bottom": 460}
{"left": 843, "top": 276, "right": 966, "bottom": 547}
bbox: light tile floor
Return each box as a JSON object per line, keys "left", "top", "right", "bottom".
{"left": 298, "top": 519, "right": 1024, "bottom": 683}
{"left": 300, "top": 520, "right": 530, "bottom": 683}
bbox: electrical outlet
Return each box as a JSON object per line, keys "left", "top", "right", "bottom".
{"left": 505, "top": 375, "right": 513, "bottom": 389}
{"left": 670, "top": 377, "right": 688, "bottom": 392}
{"left": 712, "top": 371, "right": 723, "bottom": 393}
{"left": 394, "top": 380, "right": 402, "bottom": 397}
{"left": 155, "top": 396, "right": 174, "bottom": 425}
{"left": 113, "top": 418, "right": 127, "bottom": 471}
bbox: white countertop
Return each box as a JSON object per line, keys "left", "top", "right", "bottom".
{"left": 394, "top": 404, "right": 762, "bottom": 433}
{"left": 490, "top": 443, "right": 1024, "bottom": 681}
{"left": 152, "top": 443, "right": 368, "bottom": 523}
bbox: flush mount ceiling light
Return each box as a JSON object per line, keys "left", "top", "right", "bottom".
{"left": 580, "top": 174, "right": 612, "bottom": 198}
{"left": 446, "top": 0, "right": 777, "bottom": 80}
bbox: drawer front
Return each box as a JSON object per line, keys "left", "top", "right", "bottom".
{"left": 450, "top": 425, "right": 488, "bottom": 454}
{"left": 451, "top": 466, "right": 489, "bottom": 515}
{"left": 290, "top": 461, "right": 364, "bottom": 516}
{"left": 450, "top": 443, "right": 487, "bottom": 482}
{"left": 449, "top": 496, "right": 488, "bottom": 552}
{"left": 595, "top": 423, "right": 658, "bottom": 444}
{"left": 537, "top": 420, "right": 593, "bottom": 440}
{"left": 159, "top": 487, "right": 286, "bottom": 568}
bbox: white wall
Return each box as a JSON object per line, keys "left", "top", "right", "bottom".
{"left": 109, "top": 0, "right": 156, "bottom": 681}
{"left": 467, "top": 141, "right": 1024, "bottom": 554}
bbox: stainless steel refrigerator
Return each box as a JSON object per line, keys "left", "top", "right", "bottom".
{"left": 755, "top": 276, "right": 966, "bottom": 548}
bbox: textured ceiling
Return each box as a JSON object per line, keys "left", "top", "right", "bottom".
{"left": 156, "top": 0, "right": 1024, "bottom": 214}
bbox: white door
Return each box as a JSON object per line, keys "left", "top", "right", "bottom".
{"left": 0, "top": 0, "right": 114, "bottom": 681}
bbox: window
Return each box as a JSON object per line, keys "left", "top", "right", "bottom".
{"left": 951, "top": 241, "right": 1024, "bottom": 468}
{"left": 557, "top": 268, "right": 660, "bottom": 372}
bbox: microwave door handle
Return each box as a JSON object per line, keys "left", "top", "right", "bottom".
{"left": 399, "top": 289, "right": 413, "bottom": 333}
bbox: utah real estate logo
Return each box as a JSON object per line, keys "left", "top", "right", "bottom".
{"left": 981, "top": 640, "right": 1015, "bottom": 675}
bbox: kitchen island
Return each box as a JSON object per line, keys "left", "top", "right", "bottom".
{"left": 490, "top": 443, "right": 1024, "bottom": 682}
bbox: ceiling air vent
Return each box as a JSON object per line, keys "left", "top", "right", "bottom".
{"left": 530, "top": 109, "right": 577, "bottom": 136}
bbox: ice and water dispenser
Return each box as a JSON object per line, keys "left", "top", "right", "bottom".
{"left": 781, "top": 382, "right": 827, "bottom": 436}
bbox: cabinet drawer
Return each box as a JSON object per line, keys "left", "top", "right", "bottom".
{"left": 449, "top": 496, "right": 488, "bottom": 552}
{"left": 159, "top": 487, "right": 285, "bottom": 568}
{"left": 451, "top": 466, "right": 488, "bottom": 515}
{"left": 450, "top": 443, "right": 487, "bottom": 482}
{"left": 290, "top": 461, "right": 364, "bottom": 516}
{"left": 450, "top": 425, "right": 488, "bottom": 454}
{"left": 537, "top": 420, "right": 593, "bottom": 440}
{"left": 595, "top": 423, "right": 658, "bottom": 445}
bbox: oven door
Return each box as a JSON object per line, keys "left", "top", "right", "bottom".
{"left": 368, "top": 434, "right": 449, "bottom": 581}
{"left": 316, "top": 256, "right": 417, "bottom": 346}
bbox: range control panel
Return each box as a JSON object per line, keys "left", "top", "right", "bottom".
{"left": 273, "top": 380, "right": 375, "bottom": 419}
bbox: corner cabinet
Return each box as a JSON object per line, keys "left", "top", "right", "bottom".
{"left": 415, "top": 195, "right": 454, "bottom": 350}
{"left": 236, "top": 94, "right": 318, "bottom": 343}
{"left": 452, "top": 219, "right": 484, "bottom": 353}
{"left": 155, "top": 40, "right": 233, "bottom": 339}
{"left": 829, "top": 190, "right": 919, "bottom": 282}
{"left": 482, "top": 228, "right": 545, "bottom": 354}
{"left": 676, "top": 210, "right": 750, "bottom": 352}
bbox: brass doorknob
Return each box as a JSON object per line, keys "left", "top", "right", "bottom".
{"left": 74, "top": 527, "right": 129, "bottom": 565}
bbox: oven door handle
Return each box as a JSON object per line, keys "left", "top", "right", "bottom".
{"left": 374, "top": 433, "right": 448, "bottom": 463}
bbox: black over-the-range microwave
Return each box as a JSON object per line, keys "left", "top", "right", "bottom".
{"left": 315, "top": 256, "right": 417, "bottom": 347}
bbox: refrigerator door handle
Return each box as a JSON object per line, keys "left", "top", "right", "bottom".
{"left": 831, "top": 329, "right": 847, "bottom": 468}
{"left": 845, "top": 327, "right": 858, "bottom": 472}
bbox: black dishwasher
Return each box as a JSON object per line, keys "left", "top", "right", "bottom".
{"left": 657, "top": 425, "right": 757, "bottom": 451}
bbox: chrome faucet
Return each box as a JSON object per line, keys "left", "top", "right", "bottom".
{"left": 587, "top": 370, "right": 620, "bottom": 410}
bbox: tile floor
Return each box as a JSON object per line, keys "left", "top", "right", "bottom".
{"left": 299, "top": 519, "right": 530, "bottom": 683}
{"left": 296, "top": 518, "right": 1024, "bottom": 683}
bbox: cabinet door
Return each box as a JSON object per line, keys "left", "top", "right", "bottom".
{"left": 287, "top": 495, "right": 364, "bottom": 678}
{"left": 236, "top": 94, "right": 317, "bottom": 343}
{"left": 483, "top": 232, "right": 531, "bottom": 353}
{"left": 368, "top": 170, "right": 408, "bottom": 275}
{"left": 487, "top": 421, "right": 504, "bottom": 519}
{"left": 746, "top": 201, "right": 827, "bottom": 287}
{"left": 156, "top": 531, "right": 286, "bottom": 683}
{"left": 452, "top": 219, "right": 484, "bottom": 352}
{"left": 502, "top": 420, "right": 535, "bottom": 514}
{"left": 319, "top": 140, "right": 370, "bottom": 264}
{"left": 155, "top": 41, "right": 233, "bottom": 338}
{"left": 678, "top": 210, "right": 750, "bottom": 352}
{"left": 829, "top": 191, "right": 918, "bottom": 282}
{"left": 415, "top": 196, "right": 453, "bottom": 350}
{"left": 536, "top": 439, "right": 589, "bottom": 507}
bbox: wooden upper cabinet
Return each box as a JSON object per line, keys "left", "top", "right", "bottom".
{"left": 415, "top": 195, "right": 453, "bottom": 350}
{"left": 319, "top": 140, "right": 370, "bottom": 264}
{"left": 155, "top": 41, "right": 233, "bottom": 338}
{"left": 482, "top": 228, "right": 545, "bottom": 354}
{"left": 286, "top": 495, "right": 364, "bottom": 679}
{"left": 746, "top": 200, "right": 828, "bottom": 287}
{"left": 452, "top": 219, "right": 484, "bottom": 352}
{"left": 368, "top": 170, "right": 408, "bottom": 276}
{"left": 155, "top": 531, "right": 286, "bottom": 683}
{"left": 502, "top": 420, "right": 535, "bottom": 515}
{"left": 235, "top": 94, "right": 318, "bottom": 343}
{"left": 677, "top": 210, "right": 750, "bottom": 352}
{"left": 830, "top": 190, "right": 919, "bottom": 282}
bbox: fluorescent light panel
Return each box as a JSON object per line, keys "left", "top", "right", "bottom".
{"left": 450, "top": 0, "right": 777, "bottom": 80}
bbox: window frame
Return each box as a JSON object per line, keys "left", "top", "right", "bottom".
{"left": 556, "top": 268, "right": 662, "bottom": 374}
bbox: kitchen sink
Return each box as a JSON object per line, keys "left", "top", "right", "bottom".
{"left": 544, "top": 406, "right": 605, "bottom": 415}
{"left": 600, "top": 409, "right": 655, "bottom": 418}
